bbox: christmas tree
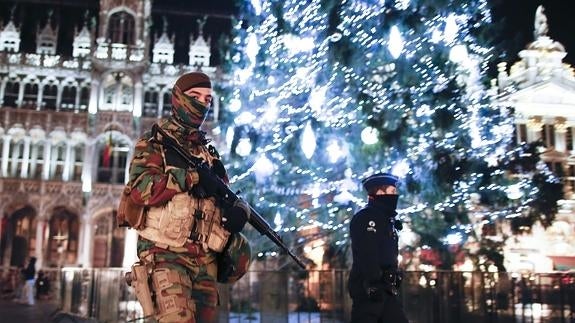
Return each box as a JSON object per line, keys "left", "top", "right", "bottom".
{"left": 217, "top": 0, "right": 562, "bottom": 270}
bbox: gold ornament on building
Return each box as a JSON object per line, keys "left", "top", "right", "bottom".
{"left": 527, "top": 116, "right": 543, "bottom": 130}
{"left": 555, "top": 116, "right": 567, "bottom": 133}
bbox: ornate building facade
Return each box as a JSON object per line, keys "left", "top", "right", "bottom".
{"left": 494, "top": 6, "right": 575, "bottom": 272}
{"left": 0, "top": 0, "right": 222, "bottom": 269}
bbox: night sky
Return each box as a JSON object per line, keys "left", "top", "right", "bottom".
{"left": 0, "top": 0, "right": 572, "bottom": 66}
{"left": 492, "top": 0, "right": 575, "bottom": 66}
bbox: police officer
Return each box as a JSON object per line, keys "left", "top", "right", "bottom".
{"left": 348, "top": 172, "right": 409, "bottom": 323}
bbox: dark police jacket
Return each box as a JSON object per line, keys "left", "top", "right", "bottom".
{"left": 348, "top": 198, "right": 399, "bottom": 300}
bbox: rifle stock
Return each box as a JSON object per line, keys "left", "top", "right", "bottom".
{"left": 152, "top": 125, "right": 306, "bottom": 270}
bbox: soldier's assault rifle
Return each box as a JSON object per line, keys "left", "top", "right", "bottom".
{"left": 152, "top": 124, "right": 306, "bottom": 270}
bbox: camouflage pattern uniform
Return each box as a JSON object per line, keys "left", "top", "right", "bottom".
{"left": 127, "top": 75, "right": 228, "bottom": 323}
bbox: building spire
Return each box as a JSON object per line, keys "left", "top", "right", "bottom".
{"left": 197, "top": 16, "right": 207, "bottom": 37}
{"left": 163, "top": 16, "right": 168, "bottom": 33}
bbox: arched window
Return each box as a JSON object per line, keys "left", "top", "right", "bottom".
{"left": 49, "top": 143, "right": 66, "bottom": 180}
{"left": 71, "top": 144, "right": 84, "bottom": 181}
{"left": 61, "top": 85, "right": 77, "bottom": 110}
{"left": 8, "top": 138, "right": 25, "bottom": 178}
{"left": 23, "top": 83, "right": 38, "bottom": 109}
{"left": 143, "top": 90, "right": 158, "bottom": 117}
{"left": 93, "top": 214, "right": 110, "bottom": 267}
{"left": 92, "top": 211, "right": 125, "bottom": 268}
{"left": 107, "top": 11, "right": 135, "bottom": 45}
{"left": 47, "top": 208, "right": 79, "bottom": 267}
{"left": 42, "top": 84, "right": 58, "bottom": 110}
{"left": 3, "top": 81, "right": 19, "bottom": 107}
{"left": 79, "top": 86, "right": 90, "bottom": 110}
{"left": 101, "top": 73, "right": 133, "bottom": 111}
{"left": 28, "top": 140, "right": 46, "bottom": 180}
{"left": 162, "top": 92, "right": 172, "bottom": 118}
{"left": 4, "top": 206, "right": 37, "bottom": 267}
{"left": 104, "top": 83, "right": 115, "bottom": 105}
{"left": 97, "top": 132, "right": 129, "bottom": 184}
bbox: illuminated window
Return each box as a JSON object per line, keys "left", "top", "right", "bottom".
{"left": 107, "top": 11, "right": 135, "bottom": 45}
{"left": 97, "top": 133, "right": 129, "bottom": 184}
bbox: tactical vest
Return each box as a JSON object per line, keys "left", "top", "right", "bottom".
{"left": 137, "top": 192, "right": 230, "bottom": 252}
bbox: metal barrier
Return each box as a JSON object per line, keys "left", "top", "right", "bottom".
{"left": 2, "top": 266, "right": 574, "bottom": 322}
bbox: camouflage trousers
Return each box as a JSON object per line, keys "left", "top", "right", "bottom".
{"left": 137, "top": 237, "right": 219, "bottom": 323}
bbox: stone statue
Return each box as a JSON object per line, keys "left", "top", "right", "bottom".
{"left": 534, "top": 5, "right": 548, "bottom": 39}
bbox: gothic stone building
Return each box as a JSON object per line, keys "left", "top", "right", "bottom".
{"left": 0, "top": 0, "right": 223, "bottom": 269}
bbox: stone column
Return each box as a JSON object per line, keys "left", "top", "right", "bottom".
{"left": 0, "top": 77, "right": 7, "bottom": 105}
{"left": 62, "top": 141, "right": 73, "bottom": 181}
{"left": 158, "top": 88, "right": 165, "bottom": 118}
{"left": 78, "top": 214, "right": 93, "bottom": 267}
{"left": 554, "top": 117, "right": 567, "bottom": 152}
{"left": 42, "top": 141, "right": 52, "bottom": 180}
{"left": 133, "top": 77, "right": 143, "bottom": 117}
{"left": 28, "top": 141, "right": 39, "bottom": 178}
{"left": 1, "top": 136, "right": 11, "bottom": 177}
{"left": 526, "top": 116, "right": 543, "bottom": 142}
{"left": 36, "top": 83, "right": 44, "bottom": 110}
{"left": 17, "top": 78, "right": 25, "bottom": 107}
{"left": 74, "top": 82, "right": 82, "bottom": 112}
{"left": 88, "top": 79, "right": 100, "bottom": 114}
{"left": 35, "top": 218, "right": 46, "bottom": 269}
{"left": 49, "top": 145, "right": 59, "bottom": 179}
{"left": 56, "top": 81, "right": 64, "bottom": 111}
{"left": 9, "top": 142, "right": 21, "bottom": 176}
{"left": 19, "top": 137, "right": 31, "bottom": 178}
{"left": 122, "top": 229, "right": 139, "bottom": 268}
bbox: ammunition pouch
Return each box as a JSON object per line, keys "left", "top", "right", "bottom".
{"left": 188, "top": 196, "right": 230, "bottom": 252}
{"left": 117, "top": 186, "right": 147, "bottom": 229}
{"left": 138, "top": 192, "right": 230, "bottom": 252}
{"left": 125, "top": 262, "right": 154, "bottom": 317}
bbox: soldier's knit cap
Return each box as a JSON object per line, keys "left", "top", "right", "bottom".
{"left": 362, "top": 172, "right": 399, "bottom": 191}
{"left": 175, "top": 72, "right": 212, "bottom": 91}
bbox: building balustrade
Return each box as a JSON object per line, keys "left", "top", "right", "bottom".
{"left": 0, "top": 179, "right": 82, "bottom": 195}
{"left": 0, "top": 52, "right": 92, "bottom": 71}
{"left": 95, "top": 43, "right": 145, "bottom": 62}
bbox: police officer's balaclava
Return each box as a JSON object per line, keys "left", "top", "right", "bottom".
{"left": 362, "top": 172, "right": 399, "bottom": 212}
{"left": 171, "top": 72, "right": 212, "bottom": 129}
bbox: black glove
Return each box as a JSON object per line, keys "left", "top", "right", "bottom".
{"left": 394, "top": 219, "right": 403, "bottom": 231}
{"left": 211, "top": 159, "right": 228, "bottom": 182}
{"left": 193, "top": 166, "right": 223, "bottom": 197}
{"left": 221, "top": 199, "right": 250, "bottom": 233}
{"left": 165, "top": 148, "right": 188, "bottom": 169}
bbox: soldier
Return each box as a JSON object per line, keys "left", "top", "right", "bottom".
{"left": 123, "top": 71, "right": 251, "bottom": 322}
{"left": 348, "top": 172, "right": 408, "bottom": 323}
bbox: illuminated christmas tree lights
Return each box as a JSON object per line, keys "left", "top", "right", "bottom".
{"left": 219, "top": 0, "right": 562, "bottom": 270}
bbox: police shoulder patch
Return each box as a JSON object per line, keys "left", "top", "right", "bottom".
{"left": 366, "top": 220, "right": 377, "bottom": 233}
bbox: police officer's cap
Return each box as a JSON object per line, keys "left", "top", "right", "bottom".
{"left": 362, "top": 172, "right": 399, "bottom": 191}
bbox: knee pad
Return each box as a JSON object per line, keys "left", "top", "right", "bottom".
{"left": 152, "top": 267, "right": 195, "bottom": 322}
